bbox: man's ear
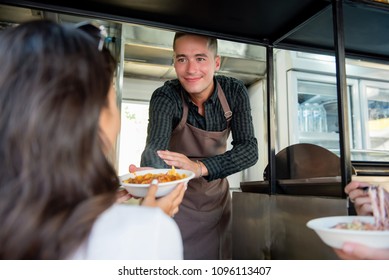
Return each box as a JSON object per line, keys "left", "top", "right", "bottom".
{"left": 215, "top": 55, "right": 221, "bottom": 71}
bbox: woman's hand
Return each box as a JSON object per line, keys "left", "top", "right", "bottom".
{"left": 345, "top": 181, "right": 373, "bottom": 216}
{"left": 141, "top": 179, "right": 186, "bottom": 217}
{"left": 157, "top": 150, "right": 207, "bottom": 178}
{"left": 116, "top": 188, "right": 133, "bottom": 203}
{"left": 335, "top": 243, "right": 389, "bottom": 260}
{"left": 116, "top": 164, "right": 154, "bottom": 203}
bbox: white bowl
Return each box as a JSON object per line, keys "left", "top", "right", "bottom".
{"left": 307, "top": 216, "right": 389, "bottom": 249}
{"left": 119, "top": 169, "right": 195, "bottom": 198}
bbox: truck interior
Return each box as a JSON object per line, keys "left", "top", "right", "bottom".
{"left": 1, "top": 0, "right": 389, "bottom": 259}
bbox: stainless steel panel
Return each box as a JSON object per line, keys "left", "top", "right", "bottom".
{"left": 232, "top": 192, "right": 348, "bottom": 259}
{"left": 232, "top": 192, "right": 271, "bottom": 260}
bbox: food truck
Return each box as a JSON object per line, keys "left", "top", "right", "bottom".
{"left": 0, "top": 0, "right": 388, "bottom": 259}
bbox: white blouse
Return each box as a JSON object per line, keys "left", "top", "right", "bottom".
{"left": 69, "top": 204, "right": 183, "bottom": 260}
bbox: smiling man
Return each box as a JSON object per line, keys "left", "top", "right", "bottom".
{"left": 140, "top": 32, "right": 258, "bottom": 260}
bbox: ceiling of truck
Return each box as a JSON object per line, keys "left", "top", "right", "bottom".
{"left": 1, "top": 0, "right": 389, "bottom": 84}
{"left": 0, "top": 3, "right": 267, "bottom": 86}
{"left": 0, "top": 0, "right": 331, "bottom": 44}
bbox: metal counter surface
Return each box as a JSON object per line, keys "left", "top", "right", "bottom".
{"left": 232, "top": 192, "right": 348, "bottom": 260}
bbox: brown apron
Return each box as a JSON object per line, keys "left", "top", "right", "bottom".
{"left": 169, "top": 83, "right": 232, "bottom": 260}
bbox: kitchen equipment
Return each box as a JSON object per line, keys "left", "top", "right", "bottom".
{"left": 263, "top": 143, "right": 342, "bottom": 180}
{"left": 241, "top": 143, "right": 352, "bottom": 197}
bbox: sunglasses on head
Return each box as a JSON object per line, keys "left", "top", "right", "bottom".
{"left": 74, "top": 21, "right": 110, "bottom": 51}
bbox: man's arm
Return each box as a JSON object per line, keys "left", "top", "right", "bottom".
{"left": 140, "top": 88, "right": 177, "bottom": 168}
{"left": 203, "top": 81, "right": 258, "bottom": 181}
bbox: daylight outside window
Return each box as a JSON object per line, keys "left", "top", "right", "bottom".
{"left": 118, "top": 101, "right": 149, "bottom": 176}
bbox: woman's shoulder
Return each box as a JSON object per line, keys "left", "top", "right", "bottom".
{"left": 102, "top": 202, "right": 162, "bottom": 216}
{"left": 69, "top": 204, "right": 183, "bottom": 260}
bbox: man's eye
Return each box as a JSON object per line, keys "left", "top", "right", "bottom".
{"left": 197, "top": 57, "right": 206, "bottom": 62}
{"left": 176, "top": 58, "right": 186, "bottom": 63}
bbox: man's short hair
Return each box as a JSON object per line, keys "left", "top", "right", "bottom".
{"left": 173, "top": 32, "right": 218, "bottom": 56}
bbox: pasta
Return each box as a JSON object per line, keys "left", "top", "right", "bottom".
{"left": 123, "top": 167, "right": 187, "bottom": 184}
{"left": 332, "top": 220, "right": 379, "bottom": 231}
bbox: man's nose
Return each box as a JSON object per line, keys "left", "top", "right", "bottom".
{"left": 186, "top": 60, "right": 197, "bottom": 73}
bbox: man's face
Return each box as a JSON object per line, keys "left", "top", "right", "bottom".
{"left": 173, "top": 34, "right": 220, "bottom": 97}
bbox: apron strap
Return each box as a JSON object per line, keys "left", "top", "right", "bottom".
{"left": 216, "top": 82, "right": 233, "bottom": 125}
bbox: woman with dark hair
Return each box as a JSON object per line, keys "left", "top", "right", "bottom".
{"left": 0, "top": 20, "right": 184, "bottom": 260}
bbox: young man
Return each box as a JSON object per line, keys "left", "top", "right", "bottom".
{"left": 141, "top": 32, "right": 258, "bottom": 259}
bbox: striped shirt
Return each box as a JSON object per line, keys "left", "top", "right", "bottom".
{"left": 140, "top": 75, "right": 258, "bottom": 181}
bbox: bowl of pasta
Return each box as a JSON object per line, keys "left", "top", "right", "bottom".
{"left": 119, "top": 168, "right": 195, "bottom": 198}
{"left": 306, "top": 216, "right": 389, "bottom": 249}
{"left": 307, "top": 185, "right": 389, "bottom": 249}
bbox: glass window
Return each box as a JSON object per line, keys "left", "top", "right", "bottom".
{"left": 117, "top": 101, "right": 149, "bottom": 175}
{"left": 362, "top": 82, "right": 389, "bottom": 151}
{"left": 277, "top": 49, "right": 389, "bottom": 163}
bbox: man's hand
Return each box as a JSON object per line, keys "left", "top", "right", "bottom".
{"left": 157, "top": 150, "right": 207, "bottom": 177}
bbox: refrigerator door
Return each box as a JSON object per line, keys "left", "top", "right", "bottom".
{"left": 287, "top": 71, "right": 359, "bottom": 151}
{"left": 359, "top": 80, "right": 389, "bottom": 151}
{"left": 286, "top": 70, "right": 389, "bottom": 162}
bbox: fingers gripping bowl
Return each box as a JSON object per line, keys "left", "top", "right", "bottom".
{"left": 119, "top": 169, "right": 195, "bottom": 198}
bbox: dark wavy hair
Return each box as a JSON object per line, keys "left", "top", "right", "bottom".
{"left": 0, "top": 20, "right": 119, "bottom": 259}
